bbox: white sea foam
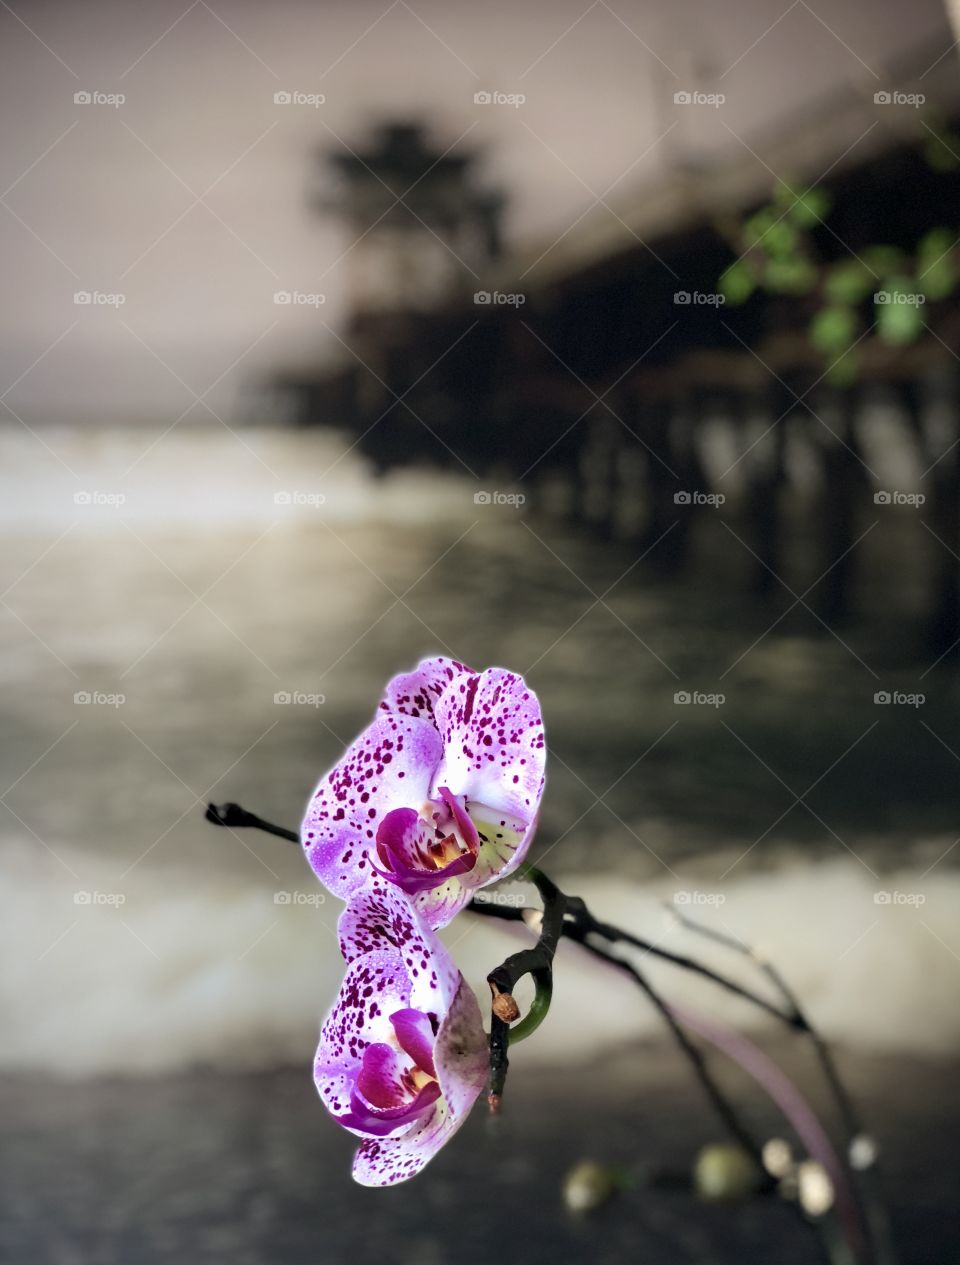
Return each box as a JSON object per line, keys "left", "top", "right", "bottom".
{"left": 3, "top": 838, "right": 958, "bottom": 1077}
{"left": 0, "top": 423, "right": 474, "bottom": 532}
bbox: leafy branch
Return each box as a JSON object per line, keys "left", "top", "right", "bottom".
{"left": 716, "top": 126, "right": 960, "bottom": 383}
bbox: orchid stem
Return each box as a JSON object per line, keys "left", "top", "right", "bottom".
{"left": 561, "top": 925, "right": 770, "bottom": 1177}
{"left": 664, "top": 904, "right": 896, "bottom": 1265}
{"left": 205, "top": 802, "right": 299, "bottom": 843}
{"left": 485, "top": 866, "right": 567, "bottom": 1104}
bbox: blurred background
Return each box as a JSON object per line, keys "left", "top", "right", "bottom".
{"left": 2, "top": 1, "right": 960, "bottom": 1261}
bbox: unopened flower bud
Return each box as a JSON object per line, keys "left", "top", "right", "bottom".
{"left": 489, "top": 983, "right": 521, "bottom": 1023}
{"left": 798, "top": 1161, "right": 834, "bottom": 1216}
{"left": 563, "top": 1161, "right": 616, "bottom": 1214}
{"left": 693, "top": 1144, "right": 762, "bottom": 1201}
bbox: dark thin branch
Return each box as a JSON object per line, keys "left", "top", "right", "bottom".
{"left": 666, "top": 904, "right": 859, "bottom": 1138}
{"left": 565, "top": 921, "right": 771, "bottom": 1178}
{"left": 666, "top": 903, "right": 895, "bottom": 1265}
{"left": 206, "top": 802, "right": 300, "bottom": 844}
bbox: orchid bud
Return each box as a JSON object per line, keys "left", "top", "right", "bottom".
{"left": 563, "top": 1161, "right": 617, "bottom": 1214}
{"left": 693, "top": 1144, "right": 763, "bottom": 1201}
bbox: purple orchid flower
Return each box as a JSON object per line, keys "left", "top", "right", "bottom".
{"left": 314, "top": 886, "right": 488, "bottom": 1186}
{"left": 302, "top": 657, "right": 546, "bottom": 928}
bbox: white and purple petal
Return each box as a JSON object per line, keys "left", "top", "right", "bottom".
{"left": 336, "top": 886, "right": 460, "bottom": 1011}
{"left": 314, "top": 949, "right": 410, "bottom": 1121}
{"left": 350, "top": 978, "right": 488, "bottom": 1187}
{"left": 378, "top": 657, "right": 474, "bottom": 723}
{"left": 302, "top": 712, "right": 442, "bottom": 900}
{"left": 432, "top": 669, "right": 546, "bottom": 864}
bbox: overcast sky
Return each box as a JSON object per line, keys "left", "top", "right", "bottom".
{"left": 0, "top": 0, "right": 953, "bottom": 422}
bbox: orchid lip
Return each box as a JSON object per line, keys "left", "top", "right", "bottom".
{"left": 337, "top": 1080, "right": 441, "bottom": 1137}
{"left": 373, "top": 797, "right": 481, "bottom": 896}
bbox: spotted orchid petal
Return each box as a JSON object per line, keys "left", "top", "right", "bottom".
{"left": 350, "top": 976, "right": 488, "bottom": 1186}
{"left": 372, "top": 806, "right": 478, "bottom": 894}
{"left": 378, "top": 656, "right": 474, "bottom": 722}
{"left": 302, "top": 712, "right": 442, "bottom": 900}
{"left": 432, "top": 668, "right": 546, "bottom": 836}
{"left": 315, "top": 890, "right": 487, "bottom": 1186}
{"left": 301, "top": 659, "right": 546, "bottom": 928}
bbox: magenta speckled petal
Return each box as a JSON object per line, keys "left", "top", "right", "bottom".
{"left": 338, "top": 1080, "right": 442, "bottom": 1137}
{"left": 378, "top": 657, "right": 475, "bottom": 722}
{"left": 336, "top": 887, "right": 460, "bottom": 1013}
{"left": 390, "top": 1008, "right": 437, "bottom": 1078}
{"left": 374, "top": 807, "right": 477, "bottom": 896}
{"left": 314, "top": 949, "right": 410, "bottom": 1123}
{"left": 350, "top": 977, "right": 488, "bottom": 1187}
{"left": 356, "top": 1042, "right": 410, "bottom": 1108}
{"left": 431, "top": 669, "right": 545, "bottom": 875}
{"left": 301, "top": 712, "right": 442, "bottom": 900}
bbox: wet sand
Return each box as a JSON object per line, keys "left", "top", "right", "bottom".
{"left": 2, "top": 1039, "right": 956, "bottom": 1265}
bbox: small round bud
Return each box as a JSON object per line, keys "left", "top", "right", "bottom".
{"left": 762, "top": 1137, "right": 793, "bottom": 1178}
{"left": 693, "top": 1144, "right": 762, "bottom": 1201}
{"left": 798, "top": 1161, "right": 834, "bottom": 1216}
{"left": 849, "top": 1134, "right": 878, "bottom": 1170}
{"left": 489, "top": 985, "right": 521, "bottom": 1023}
{"left": 563, "top": 1161, "right": 616, "bottom": 1214}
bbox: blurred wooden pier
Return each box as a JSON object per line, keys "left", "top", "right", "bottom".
{"left": 271, "top": 42, "right": 960, "bottom": 659}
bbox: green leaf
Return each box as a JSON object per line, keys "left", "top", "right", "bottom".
{"left": 787, "top": 187, "right": 831, "bottom": 228}
{"left": 744, "top": 207, "right": 778, "bottom": 245}
{"left": 718, "top": 260, "right": 757, "bottom": 305}
{"left": 916, "top": 228, "right": 958, "bottom": 301}
{"left": 810, "top": 304, "right": 858, "bottom": 355}
{"left": 773, "top": 180, "right": 803, "bottom": 207}
{"left": 875, "top": 277, "right": 925, "bottom": 345}
{"left": 824, "top": 259, "right": 874, "bottom": 304}
{"left": 918, "top": 256, "right": 957, "bottom": 301}
{"left": 764, "top": 257, "right": 818, "bottom": 294}
{"left": 918, "top": 227, "right": 955, "bottom": 261}
{"left": 744, "top": 209, "right": 800, "bottom": 257}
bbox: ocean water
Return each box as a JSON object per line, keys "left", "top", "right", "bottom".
{"left": 2, "top": 420, "right": 959, "bottom": 1078}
